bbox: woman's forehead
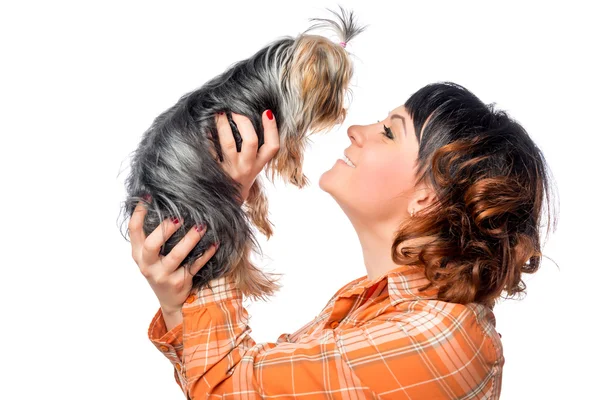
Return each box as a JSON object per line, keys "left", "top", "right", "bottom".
{"left": 389, "top": 105, "right": 406, "bottom": 115}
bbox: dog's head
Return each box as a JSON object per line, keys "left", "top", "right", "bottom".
{"left": 264, "top": 7, "right": 366, "bottom": 188}
{"left": 286, "top": 35, "right": 351, "bottom": 130}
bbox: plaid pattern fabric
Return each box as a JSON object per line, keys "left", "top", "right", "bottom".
{"left": 149, "top": 264, "right": 504, "bottom": 399}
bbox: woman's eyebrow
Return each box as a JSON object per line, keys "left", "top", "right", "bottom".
{"left": 390, "top": 114, "right": 407, "bottom": 137}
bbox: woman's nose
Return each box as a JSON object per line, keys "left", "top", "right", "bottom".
{"left": 347, "top": 123, "right": 377, "bottom": 146}
{"left": 347, "top": 124, "right": 365, "bottom": 146}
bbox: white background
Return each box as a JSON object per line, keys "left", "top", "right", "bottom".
{"left": 1, "top": 0, "right": 598, "bottom": 399}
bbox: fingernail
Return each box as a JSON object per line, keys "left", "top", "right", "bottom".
{"left": 195, "top": 223, "right": 206, "bottom": 232}
{"left": 171, "top": 217, "right": 179, "bottom": 224}
{"left": 142, "top": 194, "right": 151, "bottom": 201}
{"left": 214, "top": 241, "right": 220, "bottom": 250}
{"left": 266, "top": 109, "right": 274, "bottom": 120}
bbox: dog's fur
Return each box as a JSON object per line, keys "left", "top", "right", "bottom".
{"left": 120, "top": 7, "right": 366, "bottom": 301}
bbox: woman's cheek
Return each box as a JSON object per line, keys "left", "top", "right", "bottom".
{"left": 356, "top": 158, "right": 405, "bottom": 196}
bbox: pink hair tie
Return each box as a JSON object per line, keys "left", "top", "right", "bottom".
{"left": 339, "top": 42, "right": 347, "bottom": 48}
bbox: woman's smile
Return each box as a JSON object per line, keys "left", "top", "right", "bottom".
{"left": 337, "top": 151, "right": 356, "bottom": 167}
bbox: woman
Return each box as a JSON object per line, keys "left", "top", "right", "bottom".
{"left": 129, "top": 82, "right": 555, "bottom": 399}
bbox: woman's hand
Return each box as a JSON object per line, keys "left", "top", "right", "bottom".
{"left": 129, "top": 201, "right": 217, "bottom": 315}
{"left": 214, "top": 110, "right": 280, "bottom": 204}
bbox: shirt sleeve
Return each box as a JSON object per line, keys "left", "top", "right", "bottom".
{"left": 149, "top": 275, "right": 502, "bottom": 399}
{"left": 148, "top": 308, "right": 186, "bottom": 392}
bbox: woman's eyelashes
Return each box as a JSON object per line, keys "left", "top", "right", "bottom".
{"left": 382, "top": 124, "right": 394, "bottom": 139}
{"left": 376, "top": 120, "right": 395, "bottom": 139}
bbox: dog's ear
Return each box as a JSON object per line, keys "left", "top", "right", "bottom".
{"left": 243, "top": 177, "right": 274, "bottom": 238}
{"left": 265, "top": 134, "right": 309, "bottom": 188}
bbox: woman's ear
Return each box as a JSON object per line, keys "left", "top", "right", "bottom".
{"left": 407, "top": 181, "right": 437, "bottom": 215}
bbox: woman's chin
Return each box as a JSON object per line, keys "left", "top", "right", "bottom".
{"left": 319, "top": 161, "right": 354, "bottom": 203}
{"left": 318, "top": 168, "right": 335, "bottom": 193}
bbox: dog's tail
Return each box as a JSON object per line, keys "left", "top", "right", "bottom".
{"left": 302, "top": 5, "right": 368, "bottom": 47}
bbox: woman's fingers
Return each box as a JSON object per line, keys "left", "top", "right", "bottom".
{"left": 231, "top": 112, "right": 258, "bottom": 168}
{"left": 215, "top": 113, "right": 237, "bottom": 165}
{"left": 129, "top": 202, "right": 148, "bottom": 263}
{"left": 211, "top": 110, "right": 279, "bottom": 204}
{"left": 184, "top": 242, "right": 218, "bottom": 281}
{"left": 207, "top": 129, "right": 219, "bottom": 161}
{"left": 139, "top": 215, "right": 183, "bottom": 271}
{"left": 257, "top": 109, "right": 280, "bottom": 165}
{"left": 161, "top": 223, "right": 207, "bottom": 274}
{"left": 177, "top": 243, "right": 217, "bottom": 297}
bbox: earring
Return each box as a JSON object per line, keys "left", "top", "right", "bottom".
{"left": 410, "top": 209, "right": 414, "bottom": 218}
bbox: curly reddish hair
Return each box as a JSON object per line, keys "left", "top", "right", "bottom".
{"left": 392, "top": 82, "right": 558, "bottom": 308}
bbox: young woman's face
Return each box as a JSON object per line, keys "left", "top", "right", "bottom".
{"left": 319, "top": 105, "right": 421, "bottom": 224}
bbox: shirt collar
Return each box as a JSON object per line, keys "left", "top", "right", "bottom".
{"left": 337, "top": 264, "right": 439, "bottom": 305}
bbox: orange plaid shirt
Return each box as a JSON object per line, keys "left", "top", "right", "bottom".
{"left": 148, "top": 264, "right": 504, "bottom": 399}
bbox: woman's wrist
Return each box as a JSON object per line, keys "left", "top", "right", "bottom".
{"left": 161, "top": 305, "right": 183, "bottom": 331}
{"left": 161, "top": 303, "right": 182, "bottom": 315}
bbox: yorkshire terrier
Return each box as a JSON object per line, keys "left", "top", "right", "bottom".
{"left": 120, "top": 6, "right": 366, "bottom": 301}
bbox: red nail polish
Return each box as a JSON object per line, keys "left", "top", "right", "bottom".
{"left": 214, "top": 241, "right": 220, "bottom": 250}
{"left": 142, "top": 194, "right": 151, "bottom": 202}
{"left": 171, "top": 217, "right": 179, "bottom": 224}
{"left": 266, "top": 109, "right": 273, "bottom": 120}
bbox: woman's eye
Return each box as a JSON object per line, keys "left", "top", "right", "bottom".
{"left": 382, "top": 124, "right": 394, "bottom": 139}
